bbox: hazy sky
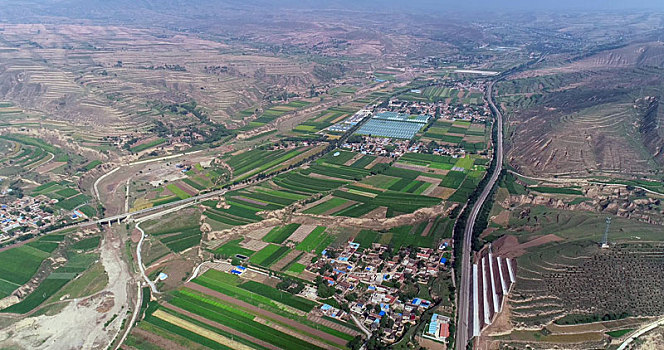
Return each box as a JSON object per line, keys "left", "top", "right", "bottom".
{"left": 460, "top": 0, "right": 664, "bottom": 10}
{"left": 11, "top": 0, "right": 664, "bottom": 10}
{"left": 2, "top": 0, "right": 663, "bottom": 22}
{"left": 348, "top": 0, "right": 664, "bottom": 12}
{"left": 5, "top": 0, "right": 664, "bottom": 13}
{"left": 234, "top": 0, "right": 664, "bottom": 16}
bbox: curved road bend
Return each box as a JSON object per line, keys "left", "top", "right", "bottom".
{"left": 133, "top": 195, "right": 224, "bottom": 295}
{"left": 617, "top": 316, "right": 664, "bottom": 350}
{"left": 135, "top": 221, "right": 160, "bottom": 294}
{"left": 93, "top": 150, "right": 204, "bottom": 202}
{"left": 455, "top": 81, "right": 504, "bottom": 350}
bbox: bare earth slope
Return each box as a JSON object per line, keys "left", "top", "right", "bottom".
{"left": 499, "top": 42, "right": 664, "bottom": 177}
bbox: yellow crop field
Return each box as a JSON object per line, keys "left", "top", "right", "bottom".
{"left": 152, "top": 309, "right": 255, "bottom": 350}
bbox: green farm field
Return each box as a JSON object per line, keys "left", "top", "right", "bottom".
{"left": 130, "top": 138, "right": 166, "bottom": 152}
{"left": 150, "top": 268, "right": 357, "bottom": 350}
{"left": 0, "top": 235, "right": 63, "bottom": 299}
{"left": 1, "top": 250, "right": 97, "bottom": 314}
{"left": 225, "top": 146, "right": 307, "bottom": 181}
{"left": 262, "top": 223, "right": 301, "bottom": 243}
{"left": 303, "top": 197, "right": 349, "bottom": 215}
{"left": 295, "top": 226, "right": 331, "bottom": 254}
{"left": 213, "top": 238, "right": 255, "bottom": 258}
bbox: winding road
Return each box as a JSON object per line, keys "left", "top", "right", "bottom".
{"left": 92, "top": 150, "right": 204, "bottom": 202}
{"left": 455, "top": 81, "right": 504, "bottom": 350}
{"left": 617, "top": 316, "right": 664, "bottom": 350}
{"left": 134, "top": 221, "right": 160, "bottom": 295}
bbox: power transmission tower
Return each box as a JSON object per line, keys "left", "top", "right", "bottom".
{"left": 601, "top": 217, "right": 611, "bottom": 249}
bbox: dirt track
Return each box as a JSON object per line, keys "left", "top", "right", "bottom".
{"left": 186, "top": 283, "right": 348, "bottom": 346}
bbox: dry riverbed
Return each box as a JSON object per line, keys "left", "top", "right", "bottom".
{"left": 0, "top": 227, "right": 135, "bottom": 349}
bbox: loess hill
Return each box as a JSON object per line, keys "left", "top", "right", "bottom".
{"left": 497, "top": 41, "right": 664, "bottom": 177}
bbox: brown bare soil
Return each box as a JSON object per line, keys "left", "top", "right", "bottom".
{"left": 393, "top": 162, "right": 428, "bottom": 172}
{"left": 491, "top": 210, "right": 510, "bottom": 227}
{"left": 494, "top": 234, "right": 564, "bottom": 258}
{"left": 35, "top": 161, "right": 66, "bottom": 174}
{"left": 240, "top": 239, "right": 269, "bottom": 251}
{"left": 270, "top": 250, "right": 302, "bottom": 271}
{"left": 95, "top": 295, "right": 115, "bottom": 313}
{"left": 517, "top": 234, "right": 563, "bottom": 250}
{"left": 415, "top": 335, "right": 445, "bottom": 349}
{"left": 286, "top": 224, "right": 317, "bottom": 243}
{"left": 245, "top": 226, "right": 273, "bottom": 241}
{"left": 416, "top": 175, "right": 443, "bottom": 185}
{"left": 429, "top": 187, "right": 456, "bottom": 199}
{"left": 130, "top": 228, "right": 142, "bottom": 244}
{"left": 421, "top": 220, "right": 435, "bottom": 236}
{"left": 365, "top": 156, "right": 391, "bottom": 170}
{"left": 322, "top": 200, "right": 356, "bottom": 215}
{"left": 353, "top": 182, "right": 383, "bottom": 191}
{"left": 479, "top": 227, "right": 498, "bottom": 239}
{"left": 308, "top": 172, "right": 352, "bottom": 181}
{"left": 362, "top": 206, "right": 387, "bottom": 220}
{"left": 131, "top": 327, "right": 190, "bottom": 350}
{"left": 344, "top": 153, "right": 364, "bottom": 166}
{"left": 149, "top": 257, "right": 197, "bottom": 290}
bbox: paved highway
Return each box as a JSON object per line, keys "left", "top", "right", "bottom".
{"left": 455, "top": 81, "right": 503, "bottom": 349}
{"left": 93, "top": 185, "right": 231, "bottom": 224}
{"left": 617, "top": 316, "right": 664, "bottom": 350}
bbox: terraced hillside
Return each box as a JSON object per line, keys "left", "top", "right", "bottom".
{"left": 498, "top": 43, "right": 664, "bottom": 177}
{"left": 0, "top": 23, "right": 346, "bottom": 130}
{"left": 510, "top": 241, "right": 664, "bottom": 327}
{"left": 636, "top": 96, "right": 664, "bottom": 165}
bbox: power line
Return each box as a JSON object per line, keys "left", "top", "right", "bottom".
{"left": 601, "top": 217, "right": 611, "bottom": 248}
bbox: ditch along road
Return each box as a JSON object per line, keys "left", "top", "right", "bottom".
{"left": 507, "top": 170, "right": 664, "bottom": 197}
{"left": 455, "top": 81, "right": 504, "bottom": 350}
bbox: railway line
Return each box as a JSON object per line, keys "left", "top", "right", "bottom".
{"left": 455, "top": 81, "right": 504, "bottom": 349}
